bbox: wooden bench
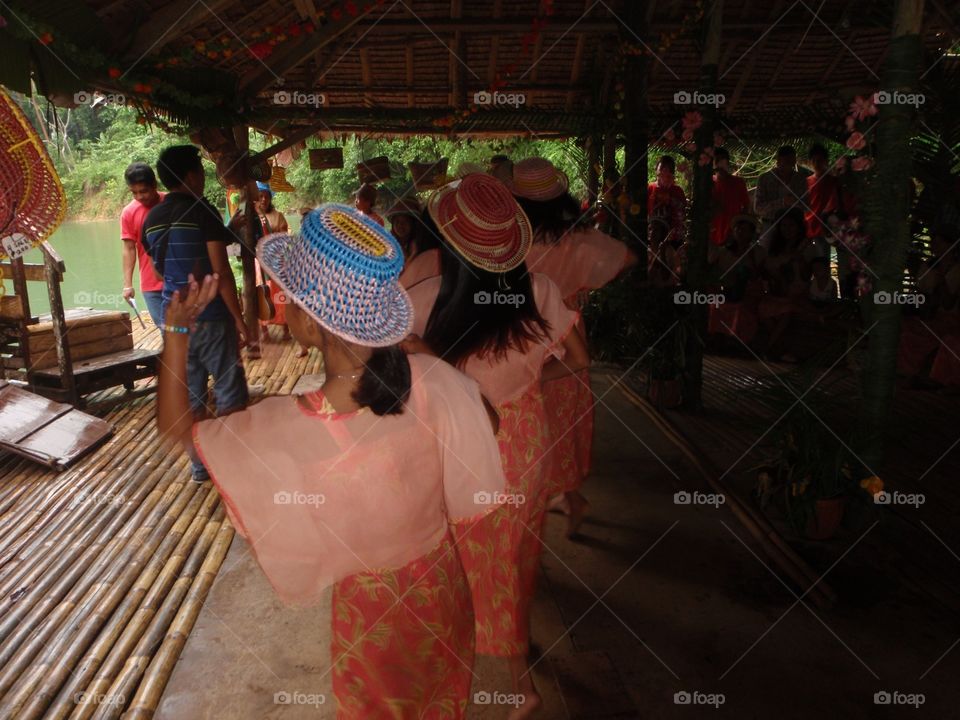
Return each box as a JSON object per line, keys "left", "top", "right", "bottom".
{"left": 0, "top": 242, "right": 160, "bottom": 406}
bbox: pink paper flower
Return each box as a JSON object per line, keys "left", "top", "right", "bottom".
{"left": 664, "top": 128, "right": 676, "bottom": 143}
{"left": 677, "top": 161, "right": 689, "bottom": 174}
{"left": 681, "top": 128, "right": 694, "bottom": 142}
{"left": 845, "top": 115, "right": 856, "bottom": 131}
{"left": 846, "top": 132, "right": 866, "bottom": 151}
{"left": 713, "top": 131, "right": 725, "bottom": 147}
{"left": 851, "top": 156, "right": 873, "bottom": 172}
{"left": 849, "top": 95, "right": 878, "bottom": 121}
{"left": 684, "top": 142, "right": 697, "bottom": 153}
{"left": 698, "top": 151, "right": 713, "bottom": 167}
{"left": 682, "top": 111, "right": 703, "bottom": 132}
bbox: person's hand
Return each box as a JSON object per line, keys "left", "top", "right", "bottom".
{"left": 122, "top": 287, "right": 135, "bottom": 301}
{"left": 401, "top": 334, "right": 435, "bottom": 356}
{"left": 166, "top": 274, "right": 220, "bottom": 330}
{"left": 234, "top": 315, "right": 249, "bottom": 350}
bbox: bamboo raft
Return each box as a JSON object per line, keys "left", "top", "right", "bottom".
{"left": 0, "top": 321, "right": 321, "bottom": 718}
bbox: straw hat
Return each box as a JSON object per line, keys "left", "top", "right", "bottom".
{"left": 427, "top": 173, "right": 532, "bottom": 272}
{"left": 455, "top": 162, "right": 485, "bottom": 178}
{"left": 507, "top": 157, "right": 569, "bottom": 201}
{"left": 257, "top": 204, "right": 412, "bottom": 347}
{"left": 385, "top": 197, "right": 423, "bottom": 219}
{"left": 0, "top": 88, "right": 66, "bottom": 257}
{"left": 268, "top": 166, "right": 295, "bottom": 192}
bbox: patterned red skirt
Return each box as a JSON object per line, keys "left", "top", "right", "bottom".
{"left": 331, "top": 531, "right": 474, "bottom": 718}
{"left": 543, "top": 369, "right": 594, "bottom": 495}
{"left": 452, "top": 386, "right": 551, "bottom": 656}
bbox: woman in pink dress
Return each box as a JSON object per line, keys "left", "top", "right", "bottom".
{"left": 510, "top": 158, "right": 638, "bottom": 537}
{"left": 405, "top": 173, "right": 589, "bottom": 719}
{"left": 157, "top": 205, "right": 507, "bottom": 719}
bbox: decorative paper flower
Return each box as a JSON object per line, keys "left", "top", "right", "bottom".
{"left": 677, "top": 161, "right": 689, "bottom": 175}
{"left": 345, "top": 0, "right": 358, "bottom": 16}
{"left": 108, "top": 67, "right": 122, "bottom": 79}
{"left": 713, "top": 131, "right": 725, "bottom": 147}
{"left": 664, "top": 128, "right": 676, "bottom": 143}
{"left": 833, "top": 156, "right": 849, "bottom": 173}
{"left": 851, "top": 156, "right": 873, "bottom": 172}
{"left": 846, "top": 131, "right": 866, "bottom": 150}
{"left": 682, "top": 110, "right": 703, "bottom": 132}
{"left": 681, "top": 128, "right": 694, "bottom": 142}
{"left": 332, "top": 7, "right": 342, "bottom": 20}
{"left": 684, "top": 141, "right": 696, "bottom": 153}
{"left": 0, "top": 15, "right": 7, "bottom": 29}
{"left": 698, "top": 148, "right": 714, "bottom": 166}
{"left": 39, "top": 32, "right": 54, "bottom": 45}
{"left": 848, "top": 94, "right": 877, "bottom": 121}
{"left": 250, "top": 42, "right": 273, "bottom": 59}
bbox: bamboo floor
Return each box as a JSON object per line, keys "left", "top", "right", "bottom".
{"left": 0, "top": 320, "right": 319, "bottom": 719}
{"left": 648, "top": 353, "right": 960, "bottom": 610}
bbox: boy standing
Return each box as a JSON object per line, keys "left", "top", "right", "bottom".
{"left": 143, "top": 145, "right": 249, "bottom": 482}
{"left": 120, "top": 163, "right": 165, "bottom": 327}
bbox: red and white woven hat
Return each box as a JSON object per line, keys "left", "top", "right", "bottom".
{"left": 507, "top": 157, "right": 569, "bottom": 202}
{"left": 428, "top": 173, "right": 532, "bottom": 272}
{"left": 0, "top": 88, "right": 66, "bottom": 259}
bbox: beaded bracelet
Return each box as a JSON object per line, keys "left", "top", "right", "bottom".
{"left": 161, "top": 324, "right": 191, "bottom": 335}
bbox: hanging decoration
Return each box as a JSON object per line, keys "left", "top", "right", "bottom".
{"left": 433, "top": 0, "right": 555, "bottom": 129}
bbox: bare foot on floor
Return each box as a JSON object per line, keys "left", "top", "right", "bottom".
{"left": 296, "top": 345, "right": 308, "bottom": 358}
{"left": 507, "top": 691, "right": 542, "bottom": 720}
{"left": 547, "top": 493, "right": 570, "bottom": 515}
{"left": 566, "top": 491, "right": 590, "bottom": 538}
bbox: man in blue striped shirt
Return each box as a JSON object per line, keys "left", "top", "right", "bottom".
{"left": 143, "top": 145, "right": 249, "bottom": 482}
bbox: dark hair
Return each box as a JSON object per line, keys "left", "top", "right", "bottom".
{"left": 423, "top": 243, "right": 550, "bottom": 367}
{"left": 808, "top": 143, "right": 828, "bottom": 161}
{"left": 777, "top": 145, "right": 797, "bottom": 158}
{"left": 157, "top": 145, "right": 203, "bottom": 190}
{"left": 810, "top": 255, "right": 829, "bottom": 268}
{"left": 490, "top": 154, "right": 510, "bottom": 164}
{"left": 415, "top": 208, "right": 442, "bottom": 255}
{"left": 658, "top": 155, "right": 676, "bottom": 171}
{"left": 124, "top": 162, "right": 156, "bottom": 187}
{"left": 352, "top": 345, "right": 411, "bottom": 415}
{"left": 714, "top": 147, "right": 730, "bottom": 161}
{"left": 768, "top": 208, "right": 806, "bottom": 257}
{"left": 516, "top": 192, "right": 584, "bottom": 244}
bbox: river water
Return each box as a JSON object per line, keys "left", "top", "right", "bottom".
{"left": 15, "top": 215, "right": 300, "bottom": 317}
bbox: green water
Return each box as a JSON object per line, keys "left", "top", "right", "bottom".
{"left": 17, "top": 215, "right": 301, "bottom": 317}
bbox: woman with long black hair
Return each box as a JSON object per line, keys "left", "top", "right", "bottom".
{"left": 510, "top": 158, "right": 638, "bottom": 538}
{"left": 405, "top": 173, "right": 589, "bottom": 719}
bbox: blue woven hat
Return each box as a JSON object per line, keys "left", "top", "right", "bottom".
{"left": 256, "top": 181, "right": 272, "bottom": 196}
{"left": 257, "top": 204, "right": 413, "bottom": 347}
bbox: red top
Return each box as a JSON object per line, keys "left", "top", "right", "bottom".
{"left": 647, "top": 182, "right": 687, "bottom": 241}
{"left": 710, "top": 174, "right": 750, "bottom": 246}
{"left": 120, "top": 194, "right": 165, "bottom": 292}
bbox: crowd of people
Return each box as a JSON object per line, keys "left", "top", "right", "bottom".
{"left": 110, "top": 138, "right": 957, "bottom": 719}
{"left": 119, "top": 146, "right": 633, "bottom": 718}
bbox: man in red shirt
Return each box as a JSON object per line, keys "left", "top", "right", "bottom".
{"left": 710, "top": 147, "right": 751, "bottom": 246}
{"left": 120, "top": 163, "right": 165, "bottom": 327}
{"left": 647, "top": 155, "right": 686, "bottom": 252}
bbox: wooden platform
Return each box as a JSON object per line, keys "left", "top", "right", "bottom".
{"left": 0, "top": 321, "right": 324, "bottom": 718}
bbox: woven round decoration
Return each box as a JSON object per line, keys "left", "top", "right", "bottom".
{"left": 427, "top": 172, "right": 532, "bottom": 273}
{"left": 0, "top": 88, "right": 67, "bottom": 259}
{"left": 257, "top": 204, "right": 413, "bottom": 347}
{"left": 507, "top": 157, "right": 569, "bottom": 202}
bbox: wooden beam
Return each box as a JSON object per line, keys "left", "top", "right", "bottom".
{"left": 487, "top": 0, "right": 503, "bottom": 86}
{"left": 451, "top": 0, "right": 466, "bottom": 110}
{"left": 406, "top": 46, "right": 415, "bottom": 108}
{"left": 250, "top": 121, "right": 329, "bottom": 164}
{"left": 566, "top": 34, "right": 586, "bottom": 113}
{"left": 125, "top": 0, "right": 233, "bottom": 59}
{"left": 360, "top": 47, "right": 371, "bottom": 106}
{"left": 241, "top": 5, "right": 380, "bottom": 98}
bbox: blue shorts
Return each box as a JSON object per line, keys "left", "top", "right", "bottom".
{"left": 187, "top": 319, "right": 249, "bottom": 415}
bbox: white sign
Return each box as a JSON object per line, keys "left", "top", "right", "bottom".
{"left": 1, "top": 233, "right": 32, "bottom": 259}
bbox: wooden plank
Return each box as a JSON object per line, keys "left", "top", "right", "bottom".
{"left": 32, "top": 347, "right": 160, "bottom": 378}
{"left": 23, "top": 318, "right": 132, "bottom": 354}
{"left": 0, "top": 263, "right": 47, "bottom": 282}
{"left": 44, "top": 247, "right": 76, "bottom": 405}
{"left": 17, "top": 410, "right": 113, "bottom": 470}
{"left": 125, "top": 0, "right": 233, "bottom": 59}
{"left": 0, "top": 296, "right": 25, "bottom": 320}
{"left": 27, "top": 310, "right": 127, "bottom": 334}
{"left": 30, "top": 334, "right": 134, "bottom": 372}
{"left": 0, "top": 383, "right": 71, "bottom": 443}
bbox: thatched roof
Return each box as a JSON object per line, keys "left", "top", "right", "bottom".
{"left": 1, "top": 0, "right": 957, "bottom": 139}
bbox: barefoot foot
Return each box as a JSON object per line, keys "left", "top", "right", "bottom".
{"left": 547, "top": 493, "right": 570, "bottom": 515}
{"left": 565, "top": 491, "right": 590, "bottom": 538}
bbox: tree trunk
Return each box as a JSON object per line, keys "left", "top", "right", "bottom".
{"left": 856, "top": 0, "right": 924, "bottom": 468}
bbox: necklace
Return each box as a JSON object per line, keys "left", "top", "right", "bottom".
{"left": 327, "top": 369, "right": 364, "bottom": 380}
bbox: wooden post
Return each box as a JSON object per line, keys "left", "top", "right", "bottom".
{"left": 622, "top": 1, "right": 648, "bottom": 272}
{"left": 42, "top": 246, "right": 77, "bottom": 405}
{"left": 857, "top": 0, "right": 925, "bottom": 467}
{"left": 233, "top": 126, "right": 260, "bottom": 355}
{"left": 682, "top": 0, "right": 723, "bottom": 410}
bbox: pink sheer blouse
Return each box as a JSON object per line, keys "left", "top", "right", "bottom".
{"left": 408, "top": 273, "right": 578, "bottom": 406}
{"left": 524, "top": 227, "right": 629, "bottom": 300}
{"left": 193, "top": 354, "right": 506, "bottom": 606}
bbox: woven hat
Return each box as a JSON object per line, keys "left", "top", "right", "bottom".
{"left": 507, "top": 157, "right": 569, "bottom": 201}
{"left": 455, "top": 162, "right": 485, "bottom": 178}
{"left": 427, "top": 173, "right": 532, "bottom": 272}
{"left": 385, "top": 197, "right": 423, "bottom": 219}
{"left": 257, "top": 204, "right": 413, "bottom": 347}
{"left": 0, "top": 88, "right": 66, "bottom": 258}
{"left": 268, "top": 166, "right": 296, "bottom": 193}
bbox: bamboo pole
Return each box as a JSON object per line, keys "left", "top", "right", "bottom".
{"left": 95, "top": 516, "right": 234, "bottom": 720}
{"left": 64, "top": 501, "right": 223, "bottom": 720}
